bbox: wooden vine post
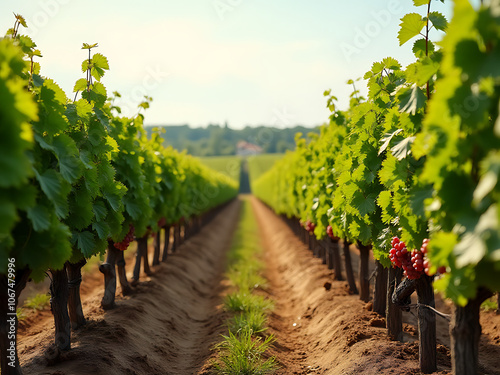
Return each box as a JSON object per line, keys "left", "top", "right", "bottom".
{"left": 328, "top": 238, "right": 343, "bottom": 281}
{"left": 161, "top": 225, "right": 171, "bottom": 262}
{"left": 357, "top": 242, "right": 370, "bottom": 302}
{"left": 373, "top": 260, "right": 387, "bottom": 316}
{"left": 386, "top": 267, "right": 402, "bottom": 341}
{"left": 416, "top": 275, "right": 437, "bottom": 374}
{"left": 392, "top": 275, "right": 437, "bottom": 373}
{"left": 342, "top": 239, "right": 358, "bottom": 295}
{"left": 152, "top": 230, "right": 162, "bottom": 266}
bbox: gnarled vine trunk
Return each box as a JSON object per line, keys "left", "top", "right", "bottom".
{"left": 116, "top": 248, "right": 132, "bottom": 295}
{"left": 451, "top": 288, "right": 492, "bottom": 375}
{"left": 66, "top": 259, "right": 86, "bottom": 329}
{"left": 99, "top": 241, "right": 118, "bottom": 309}
{"left": 132, "top": 235, "right": 151, "bottom": 285}
{"left": 49, "top": 268, "right": 71, "bottom": 351}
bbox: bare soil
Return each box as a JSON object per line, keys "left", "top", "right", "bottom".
{"left": 15, "top": 196, "right": 500, "bottom": 375}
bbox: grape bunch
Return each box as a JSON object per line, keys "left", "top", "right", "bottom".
{"left": 303, "top": 220, "right": 316, "bottom": 233}
{"left": 114, "top": 225, "right": 135, "bottom": 251}
{"left": 389, "top": 237, "right": 423, "bottom": 280}
{"left": 157, "top": 217, "right": 166, "bottom": 228}
{"left": 421, "top": 239, "right": 446, "bottom": 276}
{"left": 326, "top": 225, "right": 339, "bottom": 240}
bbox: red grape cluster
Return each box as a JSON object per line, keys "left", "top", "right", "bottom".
{"left": 421, "top": 239, "right": 446, "bottom": 276}
{"left": 389, "top": 237, "right": 423, "bottom": 280}
{"left": 303, "top": 220, "right": 316, "bottom": 233}
{"left": 114, "top": 225, "right": 135, "bottom": 251}
{"left": 326, "top": 225, "right": 339, "bottom": 240}
{"left": 157, "top": 217, "right": 166, "bottom": 228}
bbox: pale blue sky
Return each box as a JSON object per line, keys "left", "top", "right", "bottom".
{"left": 1, "top": 1, "right": 464, "bottom": 129}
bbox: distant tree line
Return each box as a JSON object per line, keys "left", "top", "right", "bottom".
{"left": 145, "top": 123, "right": 321, "bottom": 156}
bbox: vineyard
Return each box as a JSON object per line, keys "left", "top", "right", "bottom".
{"left": 1, "top": 0, "right": 500, "bottom": 375}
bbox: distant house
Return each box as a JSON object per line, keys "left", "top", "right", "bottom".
{"left": 236, "top": 141, "right": 263, "bottom": 156}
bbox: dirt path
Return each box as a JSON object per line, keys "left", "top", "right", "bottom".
{"left": 18, "top": 199, "right": 240, "bottom": 375}
{"left": 251, "top": 197, "right": 500, "bottom": 375}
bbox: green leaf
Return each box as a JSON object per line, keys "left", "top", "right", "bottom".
{"left": 79, "top": 150, "right": 95, "bottom": 169}
{"left": 410, "top": 187, "right": 433, "bottom": 217}
{"left": 72, "top": 231, "right": 96, "bottom": 257}
{"left": 82, "top": 43, "right": 98, "bottom": 50}
{"left": 455, "top": 232, "right": 486, "bottom": 268}
{"left": 92, "top": 221, "right": 110, "bottom": 240}
{"left": 92, "top": 200, "right": 108, "bottom": 222}
{"left": 433, "top": 271, "right": 475, "bottom": 306}
{"left": 412, "top": 39, "right": 435, "bottom": 58}
{"left": 473, "top": 171, "right": 497, "bottom": 204}
{"left": 26, "top": 204, "right": 51, "bottom": 232}
{"left": 35, "top": 169, "right": 62, "bottom": 203}
{"left": 14, "top": 14, "right": 28, "bottom": 27}
{"left": 352, "top": 192, "right": 376, "bottom": 217}
{"left": 53, "top": 134, "right": 83, "bottom": 183}
{"left": 428, "top": 11, "right": 448, "bottom": 31}
{"left": 73, "top": 78, "right": 87, "bottom": 92}
{"left": 391, "top": 136, "right": 416, "bottom": 160}
{"left": 413, "top": 0, "right": 429, "bottom": 6}
{"left": 0, "top": 199, "right": 17, "bottom": 235}
{"left": 398, "top": 13, "right": 426, "bottom": 46}
{"left": 379, "top": 129, "right": 403, "bottom": 155}
{"left": 398, "top": 84, "right": 427, "bottom": 115}
{"left": 32, "top": 74, "right": 44, "bottom": 87}
{"left": 92, "top": 53, "right": 109, "bottom": 70}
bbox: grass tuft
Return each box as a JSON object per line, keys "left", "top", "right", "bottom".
{"left": 212, "top": 329, "right": 278, "bottom": 375}
{"left": 24, "top": 293, "right": 50, "bottom": 310}
{"left": 227, "top": 310, "right": 269, "bottom": 335}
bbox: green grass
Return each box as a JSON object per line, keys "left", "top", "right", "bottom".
{"left": 247, "top": 154, "right": 284, "bottom": 183}
{"left": 224, "top": 291, "right": 274, "bottom": 314}
{"left": 213, "top": 329, "right": 278, "bottom": 375}
{"left": 227, "top": 310, "right": 269, "bottom": 335}
{"left": 481, "top": 297, "right": 498, "bottom": 312}
{"left": 227, "top": 265, "right": 268, "bottom": 291}
{"left": 16, "top": 308, "right": 27, "bottom": 321}
{"left": 212, "top": 197, "right": 278, "bottom": 374}
{"left": 199, "top": 155, "right": 241, "bottom": 182}
{"left": 24, "top": 293, "right": 50, "bottom": 310}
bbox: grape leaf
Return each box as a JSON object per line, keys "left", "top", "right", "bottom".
{"left": 72, "top": 231, "right": 96, "bottom": 257}
{"left": 391, "top": 136, "right": 416, "bottom": 160}
{"left": 398, "top": 84, "right": 427, "bottom": 115}
{"left": 428, "top": 11, "right": 448, "bottom": 31}
{"left": 27, "top": 204, "right": 51, "bottom": 232}
{"left": 398, "top": 13, "right": 426, "bottom": 46}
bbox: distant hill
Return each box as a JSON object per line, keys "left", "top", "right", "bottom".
{"left": 145, "top": 124, "right": 320, "bottom": 157}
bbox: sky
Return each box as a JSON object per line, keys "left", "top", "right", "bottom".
{"left": 0, "top": 0, "right": 463, "bottom": 129}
